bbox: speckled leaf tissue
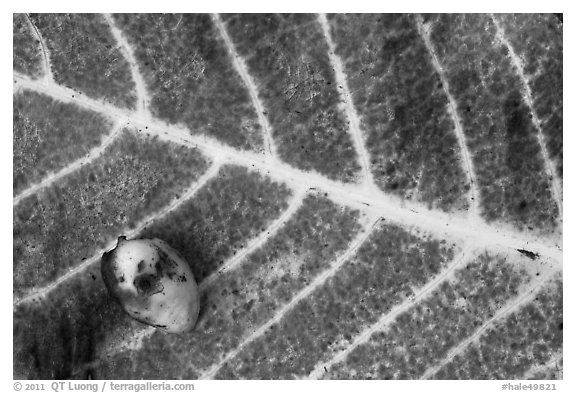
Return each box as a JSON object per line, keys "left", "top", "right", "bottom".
{"left": 14, "top": 13, "right": 562, "bottom": 380}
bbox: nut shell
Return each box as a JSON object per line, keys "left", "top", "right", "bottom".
{"left": 101, "top": 236, "right": 200, "bottom": 333}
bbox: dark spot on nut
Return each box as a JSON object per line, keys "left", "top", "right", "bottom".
{"left": 134, "top": 274, "right": 164, "bottom": 296}
{"left": 155, "top": 261, "right": 164, "bottom": 277}
{"left": 134, "top": 277, "right": 150, "bottom": 292}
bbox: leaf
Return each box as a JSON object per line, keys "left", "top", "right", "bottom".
{"left": 13, "top": 13, "right": 562, "bottom": 380}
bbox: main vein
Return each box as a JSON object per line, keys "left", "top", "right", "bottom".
{"left": 12, "top": 74, "right": 563, "bottom": 279}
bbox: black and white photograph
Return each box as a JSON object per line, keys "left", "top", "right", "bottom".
{"left": 8, "top": 2, "right": 567, "bottom": 388}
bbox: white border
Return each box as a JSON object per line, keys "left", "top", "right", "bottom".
{"left": 3, "top": 3, "right": 572, "bottom": 392}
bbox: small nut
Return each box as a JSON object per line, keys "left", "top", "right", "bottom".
{"left": 101, "top": 236, "right": 200, "bottom": 333}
